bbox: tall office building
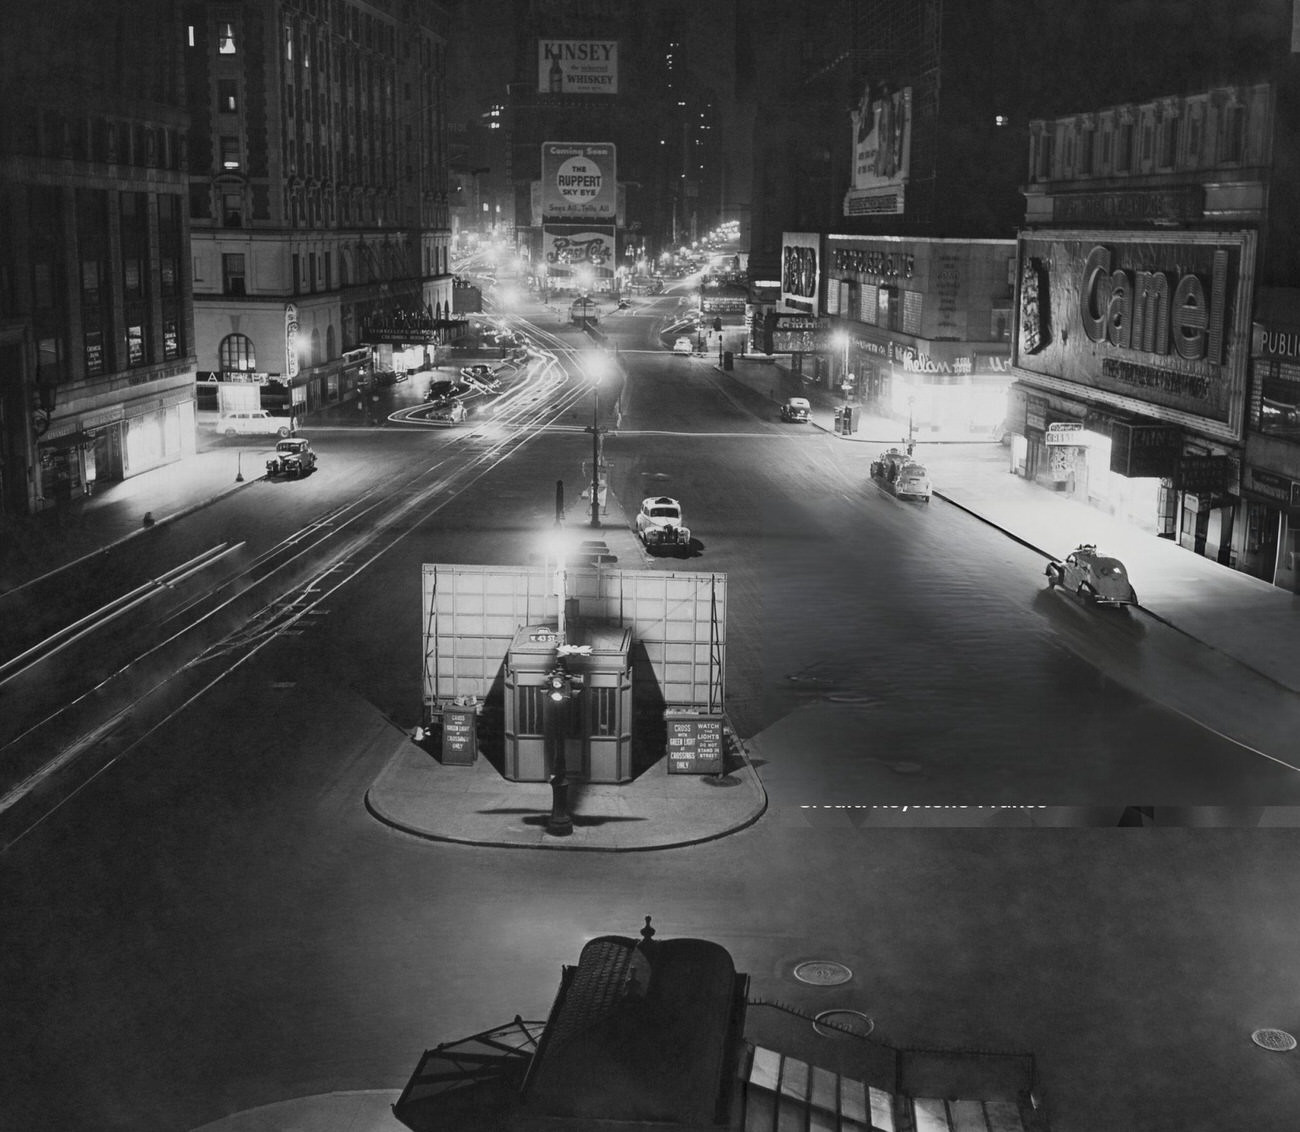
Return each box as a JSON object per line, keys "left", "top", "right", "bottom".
{"left": 0, "top": 0, "right": 194, "bottom": 519}
{"left": 183, "top": 0, "right": 455, "bottom": 414}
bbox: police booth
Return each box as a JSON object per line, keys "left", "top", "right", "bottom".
{"left": 503, "top": 624, "right": 633, "bottom": 783}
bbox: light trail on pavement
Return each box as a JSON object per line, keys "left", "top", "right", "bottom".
{"left": 0, "top": 340, "right": 621, "bottom": 848}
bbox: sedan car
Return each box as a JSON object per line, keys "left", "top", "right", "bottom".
{"left": 673, "top": 337, "right": 694, "bottom": 355}
{"left": 1045, "top": 544, "right": 1138, "bottom": 606}
{"left": 264, "top": 437, "right": 317, "bottom": 478}
{"left": 780, "top": 397, "right": 812, "bottom": 423}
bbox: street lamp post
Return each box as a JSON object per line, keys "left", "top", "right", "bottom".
{"left": 589, "top": 379, "right": 602, "bottom": 528}
{"left": 546, "top": 480, "right": 573, "bottom": 837}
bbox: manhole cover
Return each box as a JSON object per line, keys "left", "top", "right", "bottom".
{"left": 793, "top": 961, "right": 853, "bottom": 986}
{"left": 1252, "top": 1029, "right": 1297, "bottom": 1051}
{"left": 813, "top": 1009, "right": 875, "bottom": 1038}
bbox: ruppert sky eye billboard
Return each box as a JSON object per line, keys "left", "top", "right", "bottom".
{"left": 540, "top": 142, "right": 617, "bottom": 222}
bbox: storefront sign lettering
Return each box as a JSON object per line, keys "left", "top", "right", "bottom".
{"left": 831, "top": 246, "right": 915, "bottom": 280}
{"left": 1258, "top": 327, "right": 1300, "bottom": 361}
{"left": 1080, "top": 244, "right": 1228, "bottom": 363}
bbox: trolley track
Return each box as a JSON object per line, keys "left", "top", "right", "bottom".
{"left": 0, "top": 348, "right": 603, "bottom": 848}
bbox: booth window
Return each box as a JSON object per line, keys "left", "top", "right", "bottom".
{"left": 590, "top": 687, "right": 617, "bottom": 737}
{"left": 518, "top": 687, "right": 545, "bottom": 736}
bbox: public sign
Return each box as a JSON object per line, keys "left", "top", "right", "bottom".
{"left": 541, "top": 142, "right": 617, "bottom": 222}
{"left": 441, "top": 707, "right": 476, "bottom": 766}
{"left": 665, "top": 712, "right": 724, "bottom": 775}
{"left": 1045, "top": 421, "right": 1085, "bottom": 445}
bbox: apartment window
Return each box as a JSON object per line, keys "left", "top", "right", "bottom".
{"left": 163, "top": 318, "right": 180, "bottom": 361}
{"left": 79, "top": 259, "right": 101, "bottom": 305}
{"left": 160, "top": 257, "right": 179, "bottom": 297}
{"left": 37, "top": 334, "right": 64, "bottom": 380}
{"left": 217, "top": 21, "right": 237, "bottom": 54}
{"left": 222, "top": 253, "right": 246, "bottom": 295}
{"left": 126, "top": 323, "right": 145, "bottom": 366}
{"left": 1187, "top": 115, "right": 1203, "bottom": 164}
{"left": 1078, "top": 127, "right": 1094, "bottom": 175}
{"left": 1117, "top": 122, "right": 1134, "bottom": 171}
{"left": 218, "top": 80, "right": 238, "bottom": 113}
{"left": 1223, "top": 105, "right": 1246, "bottom": 162}
{"left": 308, "top": 253, "right": 316, "bottom": 292}
{"left": 1036, "top": 131, "right": 1054, "bottom": 179}
{"left": 221, "top": 136, "right": 241, "bottom": 170}
{"left": 292, "top": 254, "right": 301, "bottom": 293}
{"left": 1159, "top": 119, "right": 1177, "bottom": 168}
{"left": 122, "top": 258, "right": 143, "bottom": 299}
{"left": 285, "top": 22, "right": 293, "bottom": 61}
{"left": 219, "top": 333, "right": 255, "bottom": 372}
{"left": 84, "top": 329, "right": 106, "bottom": 376}
{"left": 324, "top": 252, "right": 331, "bottom": 289}
{"left": 222, "top": 191, "right": 243, "bottom": 227}
{"left": 33, "top": 261, "right": 55, "bottom": 308}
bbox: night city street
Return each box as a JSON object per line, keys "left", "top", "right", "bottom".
{"left": 8, "top": 3, "right": 1300, "bottom": 1132}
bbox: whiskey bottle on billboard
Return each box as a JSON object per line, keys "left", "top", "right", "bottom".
{"left": 548, "top": 52, "right": 563, "bottom": 93}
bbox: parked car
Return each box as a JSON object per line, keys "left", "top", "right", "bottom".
{"left": 635, "top": 496, "right": 691, "bottom": 552}
{"left": 673, "top": 337, "right": 694, "bottom": 355}
{"left": 781, "top": 397, "right": 812, "bottom": 423}
{"left": 1045, "top": 545, "right": 1138, "bottom": 606}
{"left": 218, "top": 410, "right": 294, "bottom": 438}
{"left": 264, "top": 437, "right": 317, "bottom": 478}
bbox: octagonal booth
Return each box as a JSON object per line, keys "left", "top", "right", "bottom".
{"left": 503, "top": 623, "right": 633, "bottom": 783}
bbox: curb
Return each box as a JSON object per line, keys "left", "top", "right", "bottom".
{"left": 2, "top": 475, "right": 259, "bottom": 598}
{"left": 363, "top": 726, "right": 769, "bottom": 853}
{"left": 935, "top": 489, "right": 1300, "bottom": 700}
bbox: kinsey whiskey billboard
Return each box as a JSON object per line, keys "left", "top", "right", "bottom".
{"left": 1013, "top": 230, "right": 1256, "bottom": 440}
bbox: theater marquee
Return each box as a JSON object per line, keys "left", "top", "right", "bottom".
{"left": 1013, "top": 229, "right": 1256, "bottom": 439}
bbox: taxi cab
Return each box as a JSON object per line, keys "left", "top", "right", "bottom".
{"left": 870, "top": 448, "right": 931, "bottom": 501}
{"left": 1045, "top": 545, "right": 1138, "bottom": 606}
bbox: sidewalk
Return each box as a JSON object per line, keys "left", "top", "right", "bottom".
{"left": 720, "top": 352, "right": 1300, "bottom": 695}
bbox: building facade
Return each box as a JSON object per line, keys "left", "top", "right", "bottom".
{"left": 1012, "top": 79, "right": 1300, "bottom": 588}
{"left": 0, "top": 0, "right": 195, "bottom": 518}
{"left": 183, "top": 0, "right": 455, "bottom": 415}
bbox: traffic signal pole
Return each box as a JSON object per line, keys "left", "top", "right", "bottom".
{"left": 545, "top": 662, "right": 574, "bottom": 837}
